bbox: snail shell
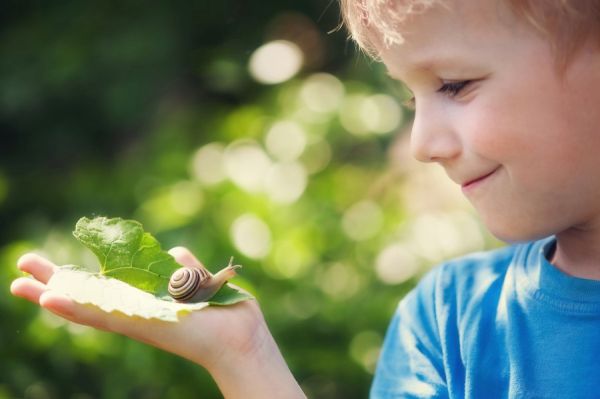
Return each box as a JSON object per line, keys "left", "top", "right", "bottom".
{"left": 168, "top": 267, "right": 211, "bottom": 302}
{"left": 168, "top": 257, "right": 242, "bottom": 303}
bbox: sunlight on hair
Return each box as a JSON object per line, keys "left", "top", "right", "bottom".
{"left": 375, "top": 243, "right": 420, "bottom": 284}
{"left": 342, "top": 200, "right": 384, "bottom": 241}
{"left": 231, "top": 213, "right": 272, "bottom": 259}
{"left": 190, "top": 143, "right": 227, "bottom": 186}
{"left": 299, "top": 73, "right": 345, "bottom": 114}
{"left": 264, "top": 161, "right": 308, "bottom": 204}
{"left": 224, "top": 140, "right": 272, "bottom": 193}
{"left": 339, "top": 0, "right": 440, "bottom": 56}
{"left": 248, "top": 40, "right": 304, "bottom": 84}
{"left": 265, "top": 120, "right": 307, "bottom": 161}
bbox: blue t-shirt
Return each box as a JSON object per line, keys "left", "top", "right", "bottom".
{"left": 371, "top": 237, "right": 600, "bottom": 398}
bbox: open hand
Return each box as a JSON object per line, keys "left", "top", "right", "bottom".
{"left": 11, "top": 247, "right": 306, "bottom": 398}
{"left": 10, "top": 247, "right": 266, "bottom": 369}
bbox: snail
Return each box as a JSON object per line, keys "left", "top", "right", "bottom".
{"left": 168, "top": 257, "right": 242, "bottom": 303}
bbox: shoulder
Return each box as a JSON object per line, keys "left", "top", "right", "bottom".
{"left": 412, "top": 244, "right": 518, "bottom": 294}
{"left": 437, "top": 244, "right": 519, "bottom": 294}
{"left": 401, "top": 243, "right": 527, "bottom": 319}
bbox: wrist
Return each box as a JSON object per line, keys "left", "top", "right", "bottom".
{"left": 206, "top": 316, "right": 306, "bottom": 399}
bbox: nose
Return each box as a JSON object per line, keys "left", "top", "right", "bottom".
{"left": 409, "top": 102, "right": 462, "bottom": 163}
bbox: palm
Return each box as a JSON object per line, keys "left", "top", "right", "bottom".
{"left": 10, "top": 249, "right": 266, "bottom": 370}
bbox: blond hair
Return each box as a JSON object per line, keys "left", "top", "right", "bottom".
{"left": 339, "top": 0, "right": 600, "bottom": 64}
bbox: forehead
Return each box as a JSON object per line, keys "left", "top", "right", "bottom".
{"left": 375, "top": 0, "right": 523, "bottom": 78}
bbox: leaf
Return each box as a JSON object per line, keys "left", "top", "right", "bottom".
{"left": 47, "top": 216, "right": 253, "bottom": 322}
{"left": 73, "top": 217, "right": 180, "bottom": 297}
{"left": 47, "top": 267, "right": 210, "bottom": 322}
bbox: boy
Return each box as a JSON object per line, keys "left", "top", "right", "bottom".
{"left": 11, "top": 0, "right": 600, "bottom": 397}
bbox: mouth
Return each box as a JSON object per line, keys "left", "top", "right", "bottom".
{"left": 461, "top": 167, "right": 499, "bottom": 190}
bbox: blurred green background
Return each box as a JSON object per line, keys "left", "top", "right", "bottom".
{"left": 0, "top": 1, "right": 499, "bottom": 398}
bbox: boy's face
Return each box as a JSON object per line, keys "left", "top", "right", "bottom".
{"left": 378, "top": 0, "right": 600, "bottom": 242}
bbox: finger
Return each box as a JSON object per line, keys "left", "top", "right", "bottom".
{"left": 17, "top": 253, "right": 57, "bottom": 284}
{"left": 168, "top": 246, "right": 205, "bottom": 269}
{"left": 10, "top": 277, "right": 48, "bottom": 304}
{"left": 39, "top": 291, "right": 125, "bottom": 333}
{"left": 39, "top": 291, "right": 159, "bottom": 339}
{"left": 38, "top": 291, "right": 76, "bottom": 319}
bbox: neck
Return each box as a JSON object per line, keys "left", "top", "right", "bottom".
{"left": 552, "top": 227, "right": 600, "bottom": 280}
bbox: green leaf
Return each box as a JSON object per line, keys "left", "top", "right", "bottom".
{"left": 73, "top": 217, "right": 180, "bottom": 297}
{"left": 47, "top": 216, "right": 253, "bottom": 322}
{"left": 47, "top": 267, "right": 210, "bottom": 322}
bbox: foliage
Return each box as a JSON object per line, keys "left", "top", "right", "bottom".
{"left": 0, "top": 1, "right": 499, "bottom": 398}
{"left": 73, "top": 216, "right": 182, "bottom": 296}
{"left": 47, "top": 216, "right": 252, "bottom": 322}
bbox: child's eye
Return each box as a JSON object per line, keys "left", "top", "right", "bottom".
{"left": 400, "top": 80, "right": 474, "bottom": 110}
{"left": 402, "top": 80, "right": 473, "bottom": 110}
{"left": 438, "top": 80, "right": 472, "bottom": 97}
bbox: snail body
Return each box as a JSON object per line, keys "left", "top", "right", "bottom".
{"left": 168, "top": 257, "right": 241, "bottom": 303}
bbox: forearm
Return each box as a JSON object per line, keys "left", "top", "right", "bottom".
{"left": 208, "top": 327, "right": 306, "bottom": 399}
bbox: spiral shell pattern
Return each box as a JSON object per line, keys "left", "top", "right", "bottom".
{"left": 168, "top": 267, "right": 211, "bottom": 302}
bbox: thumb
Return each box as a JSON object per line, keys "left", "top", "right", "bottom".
{"left": 168, "top": 246, "right": 205, "bottom": 270}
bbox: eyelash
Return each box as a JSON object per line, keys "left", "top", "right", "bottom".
{"left": 402, "top": 80, "right": 472, "bottom": 110}
{"left": 438, "top": 80, "right": 472, "bottom": 96}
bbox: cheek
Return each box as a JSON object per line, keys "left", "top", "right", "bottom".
{"left": 457, "top": 101, "right": 519, "bottom": 157}
{"left": 460, "top": 79, "right": 572, "bottom": 167}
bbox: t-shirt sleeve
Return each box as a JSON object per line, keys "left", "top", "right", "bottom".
{"left": 370, "top": 267, "right": 448, "bottom": 398}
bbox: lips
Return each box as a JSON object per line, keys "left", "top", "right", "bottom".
{"left": 461, "top": 167, "right": 499, "bottom": 189}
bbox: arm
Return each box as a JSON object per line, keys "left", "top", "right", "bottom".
{"left": 371, "top": 268, "right": 448, "bottom": 399}
{"left": 10, "top": 248, "right": 306, "bottom": 399}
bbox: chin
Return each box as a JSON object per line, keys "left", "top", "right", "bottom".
{"left": 484, "top": 221, "right": 554, "bottom": 245}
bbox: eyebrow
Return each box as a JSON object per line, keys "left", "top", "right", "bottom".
{"left": 386, "top": 53, "right": 477, "bottom": 82}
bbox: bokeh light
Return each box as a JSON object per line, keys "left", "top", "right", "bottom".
{"left": 341, "top": 200, "right": 384, "bottom": 241}
{"left": 349, "top": 330, "right": 382, "bottom": 374}
{"left": 265, "top": 120, "right": 307, "bottom": 161}
{"left": 224, "top": 140, "right": 272, "bottom": 193}
{"left": 268, "top": 237, "right": 314, "bottom": 279}
{"left": 300, "top": 137, "right": 332, "bottom": 174}
{"left": 317, "top": 262, "right": 362, "bottom": 300}
{"left": 299, "top": 73, "right": 345, "bottom": 114}
{"left": 169, "top": 181, "right": 204, "bottom": 216}
{"left": 137, "top": 181, "right": 204, "bottom": 231}
{"left": 406, "top": 211, "right": 485, "bottom": 263}
{"left": 360, "top": 94, "right": 403, "bottom": 134}
{"left": 230, "top": 213, "right": 272, "bottom": 259}
{"left": 340, "top": 93, "right": 402, "bottom": 136}
{"left": 264, "top": 12, "right": 325, "bottom": 69}
{"left": 375, "top": 243, "right": 420, "bottom": 284}
{"left": 190, "top": 143, "right": 227, "bottom": 186}
{"left": 264, "top": 161, "right": 308, "bottom": 204}
{"left": 2, "top": 4, "right": 502, "bottom": 397}
{"left": 248, "top": 40, "right": 304, "bottom": 85}
{"left": 282, "top": 290, "right": 320, "bottom": 320}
